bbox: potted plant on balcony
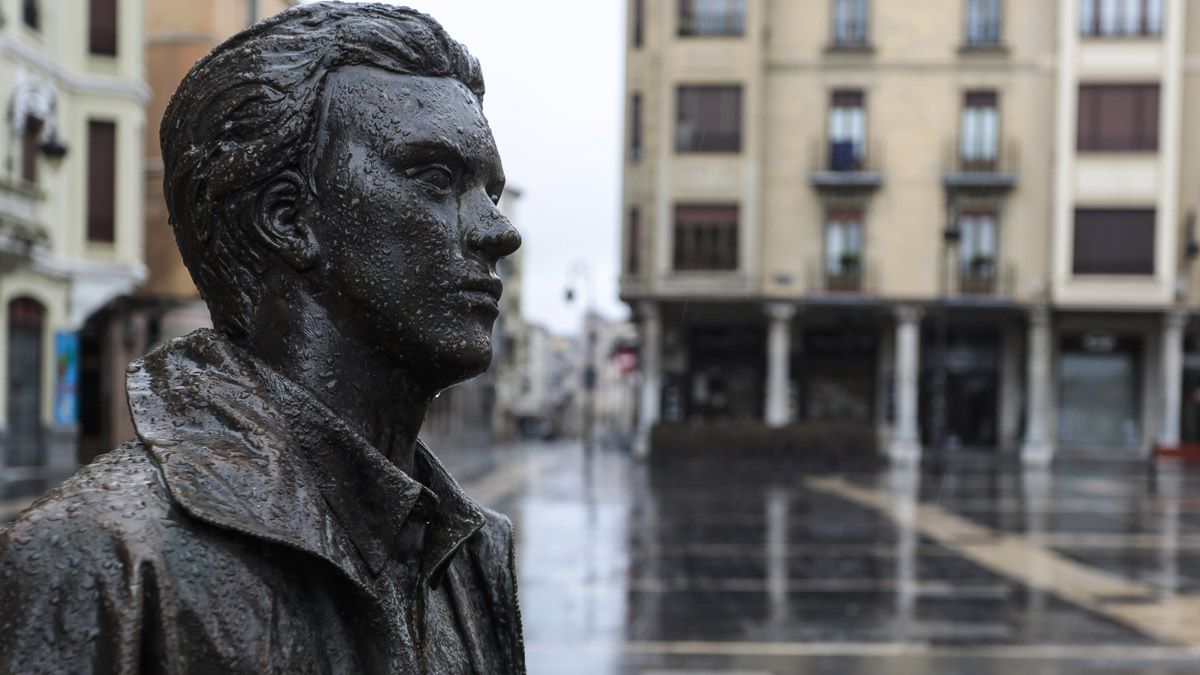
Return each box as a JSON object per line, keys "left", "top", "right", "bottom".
{"left": 968, "top": 253, "right": 995, "bottom": 276}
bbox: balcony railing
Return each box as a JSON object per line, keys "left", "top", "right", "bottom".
{"left": 0, "top": 177, "right": 47, "bottom": 269}
{"left": 951, "top": 260, "right": 1015, "bottom": 298}
{"left": 809, "top": 257, "right": 878, "bottom": 297}
{"left": 942, "top": 139, "right": 1018, "bottom": 190}
{"left": 809, "top": 137, "right": 883, "bottom": 190}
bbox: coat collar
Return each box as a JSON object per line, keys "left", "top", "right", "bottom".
{"left": 125, "top": 329, "right": 486, "bottom": 593}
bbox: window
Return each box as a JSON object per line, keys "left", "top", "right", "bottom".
{"left": 22, "top": 0, "right": 39, "bottom": 30}
{"left": 679, "top": 0, "right": 746, "bottom": 37}
{"left": 627, "top": 207, "right": 641, "bottom": 275}
{"left": 89, "top": 0, "right": 118, "bottom": 56}
{"left": 676, "top": 85, "right": 742, "bottom": 153}
{"left": 960, "top": 91, "right": 999, "bottom": 168}
{"left": 828, "top": 90, "right": 866, "bottom": 170}
{"left": 630, "top": 93, "right": 643, "bottom": 161}
{"left": 825, "top": 210, "right": 863, "bottom": 276}
{"left": 673, "top": 204, "right": 738, "bottom": 271}
{"left": 1080, "top": 0, "right": 1163, "bottom": 37}
{"left": 87, "top": 120, "right": 116, "bottom": 244}
{"left": 1073, "top": 209, "right": 1155, "bottom": 275}
{"left": 832, "top": 0, "right": 870, "bottom": 46}
{"left": 21, "top": 116, "right": 42, "bottom": 185}
{"left": 958, "top": 212, "right": 998, "bottom": 276}
{"left": 633, "top": 0, "right": 645, "bottom": 47}
{"left": 965, "top": 0, "right": 1002, "bottom": 45}
{"left": 1077, "top": 84, "right": 1159, "bottom": 152}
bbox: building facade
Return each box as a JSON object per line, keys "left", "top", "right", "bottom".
{"left": 0, "top": 0, "right": 146, "bottom": 472}
{"left": 77, "top": 0, "right": 298, "bottom": 460}
{"left": 623, "top": 0, "right": 1199, "bottom": 462}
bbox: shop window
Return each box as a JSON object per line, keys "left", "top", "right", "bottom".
{"left": 1077, "top": 84, "right": 1159, "bottom": 152}
{"left": 673, "top": 204, "right": 738, "bottom": 271}
{"left": 676, "top": 85, "right": 742, "bottom": 153}
{"left": 1073, "top": 208, "right": 1155, "bottom": 275}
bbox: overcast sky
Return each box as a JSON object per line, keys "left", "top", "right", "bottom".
{"left": 329, "top": 0, "right": 629, "bottom": 335}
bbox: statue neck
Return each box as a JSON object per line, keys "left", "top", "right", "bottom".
{"left": 237, "top": 283, "right": 433, "bottom": 476}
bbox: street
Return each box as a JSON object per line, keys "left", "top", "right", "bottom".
{"left": 6, "top": 443, "right": 1200, "bottom": 674}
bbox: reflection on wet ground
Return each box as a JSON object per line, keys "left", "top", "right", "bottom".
{"left": 489, "top": 444, "right": 1200, "bottom": 674}
{"left": 5, "top": 444, "right": 1200, "bottom": 673}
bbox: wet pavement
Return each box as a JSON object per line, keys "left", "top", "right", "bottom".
{"left": 7, "top": 443, "right": 1200, "bottom": 673}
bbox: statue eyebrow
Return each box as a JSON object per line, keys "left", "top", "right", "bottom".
{"left": 389, "top": 138, "right": 467, "bottom": 167}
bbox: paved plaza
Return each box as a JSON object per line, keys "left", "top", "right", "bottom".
{"left": 6, "top": 443, "right": 1200, "bottom": 673}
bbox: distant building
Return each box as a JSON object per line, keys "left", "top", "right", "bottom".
{"left": 77, "top": 0, "right": 298, "bottom": 461}
{"left": 492, "top": 186, "right": 528, "bottom": 441}
{"left": 0, "top": 0, "right": 147, "bottom": 472}
{"left": 510, "top": 323, "right": 578, "bottom": 439}
{"left": 623, "top": 0, "right": 1198, "bottom": 462}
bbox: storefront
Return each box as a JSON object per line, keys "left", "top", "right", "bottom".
{"left": 1058, "top": 332, "right": 1142, "bottom": 448}
{"left": 920, "top": 327, "right": 1001, "bottom": 450}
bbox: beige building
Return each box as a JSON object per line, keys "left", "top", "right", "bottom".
{"left": 0, "top": 0, "right": 146, "bottom": 471}
{"left": 77, "top": 0, "right": 298, "bottom": 460}
{"left": 623, "top": 0, "right": 1199, "bottom": 462}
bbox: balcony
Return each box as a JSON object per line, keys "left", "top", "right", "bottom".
{"left": 949, "top": 260, "right": 1016, "bottom": 302}
{"left": 942, "top": 140, "right": 1018, "bottom": 192}
{"left": 809, "top": 138, "right": 883, "bottom": 191}
{"left": 0, "top": 178, "right": 47, "bottom": 271}
{"left": 808, "top": 257, "right": 879, "bottom": 301}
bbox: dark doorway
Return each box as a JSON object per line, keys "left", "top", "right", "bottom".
{"left": 798, "top": 326, "right": 878, "bottom": 424}
{"left": 7, "top": 297, "right": 45, "bottom": 466}
{"left": 921, "top": 327, "right": 1001, "bottom": 449}
{"left": 1058, "top": 333, "right": 1141, "bottom": 448}
{"left": 683, "top": 325, "right": 764, "bottom": 421}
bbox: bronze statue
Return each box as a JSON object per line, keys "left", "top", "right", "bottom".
{"left": 0, "top": 3, "right": 524, "bottom": 672}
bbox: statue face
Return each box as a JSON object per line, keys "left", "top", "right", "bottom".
{"left": 304, "top": 66, "right": 519, "bottom": 386}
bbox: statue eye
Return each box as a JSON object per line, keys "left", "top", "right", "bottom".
{"left": 407, "top": 164, "right": 455, "bottom": 192}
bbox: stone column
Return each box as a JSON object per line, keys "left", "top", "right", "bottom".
{"left": 1159, "top": 310, "right": 1187, "bottom": 448}
{"left": 889, "top": 306, "right": 922, "bottom": 462}
{"left": 633, "top": 301, "right": 662, "bottom": 459}
{"left": 764, "top": 303, "right": 797, "bottom": 427}
{"left": 1021, "top": 304, "right": 1054, "bottom": 465}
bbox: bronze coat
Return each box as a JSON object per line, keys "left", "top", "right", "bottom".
{"left": 0, "top": 331, "right": 525, "bottom": 674}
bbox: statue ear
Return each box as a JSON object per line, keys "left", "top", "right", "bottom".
{"left": 253, "top": 170, "right": 319, "bottom": 271}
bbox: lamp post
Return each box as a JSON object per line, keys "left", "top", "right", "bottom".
{"left": 565, "top": 261, "right": 597, "bottom": 456}
{"left": 933, "top": 197, "right": 962, "bottom": 454}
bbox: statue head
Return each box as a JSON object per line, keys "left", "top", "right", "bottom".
{"left": 161, "top": 2, "right": 520, "bottom": 387}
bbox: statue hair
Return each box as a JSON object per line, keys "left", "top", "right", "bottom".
{"left": 160, "top": 2, "right": 485, "bottom": 338}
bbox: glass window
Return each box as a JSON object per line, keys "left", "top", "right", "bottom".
{"left": 1073, "top": 209, "right": 1155, "bottom": 275}
{"left": 958, "top": 212, "right": 998, "bottom": 274}
{"left": 965, "top": 0, "right": 1002, "bottom": 45}
{"left": 1077, "top": 84, "right": 1159, "bottom": 152}
{"left": 676, "top": 85, "right": 742, "bottom": 153}
{"left": 828, "top": 90, "right": 866, "bottom": 170}
{"left": 627, "top": 207, "right": 641, "bottom": 275}
{"left": 1080, "top": 0, "right": 1162, "bottom": 36}
{"left": 674, "top": 204, "right": 739, "bottom": 271}
{"left": 960, "top": 91, "right": 999, "bottom": 166}
{"left": 87, "top": 120, "right": 116, "bottom": 244}
{"left": 21, "top": 116, "right": 42, "bottom": 185}
{"left": 832, "top": 0, "right": 869, "bottom": 46}
{"left": 630, "top": 92, "right": 643, "bottom": 161}
{"left": 22, "top": 0, "right": 39, "bottom": 30}
{"left": 89, "top": 0, "right": 118, "bottom": 56}
{"left": 679, "top": 0, "right": 746, "bottom": 37}
{"left": 825, "top": 210, "right": 863, "bottom": 275}
{"left": 633, "top": 0, "right": 645, "bottom": 46}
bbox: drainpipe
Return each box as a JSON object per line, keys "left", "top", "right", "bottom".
{"left": 247, "top": 0, "right": 259, "bottom": 27}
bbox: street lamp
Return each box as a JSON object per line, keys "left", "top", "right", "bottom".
{"left": 565, "top": 261, "right": 597, "bottom": 455}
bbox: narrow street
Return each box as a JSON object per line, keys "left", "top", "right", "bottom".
{"left": 6, "top": 443, "right": 1200, "bottom": 674}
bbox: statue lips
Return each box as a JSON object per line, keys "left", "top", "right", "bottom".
{"left": 456, "top": 276, "right": 503, "bottom": 313}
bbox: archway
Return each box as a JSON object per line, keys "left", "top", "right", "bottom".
{"left": 7, "top": 297, "right": 45, "bottom": 466}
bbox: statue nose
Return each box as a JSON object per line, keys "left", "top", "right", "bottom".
{"left": 469, "top": 208, "right": 521, "bottom": 260}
